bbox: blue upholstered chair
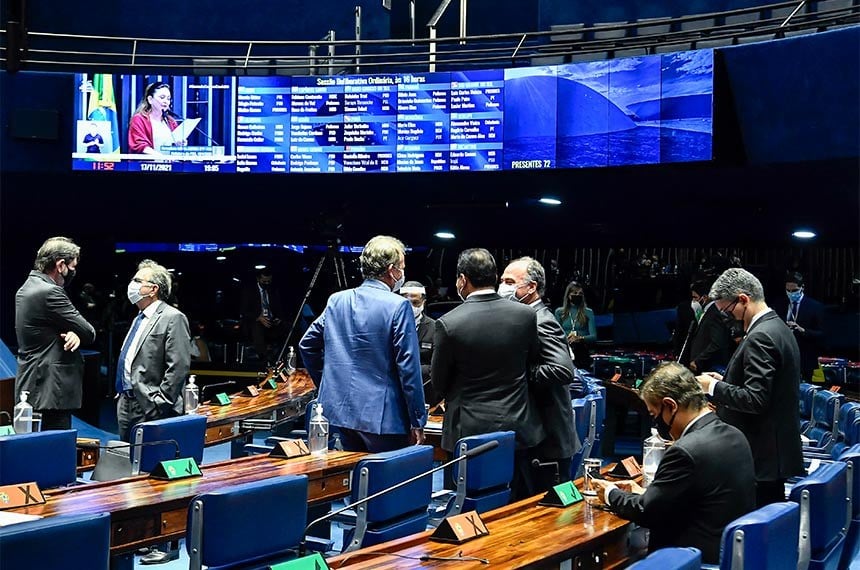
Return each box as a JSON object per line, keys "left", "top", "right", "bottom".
{"left": 342, "top": 444, "right": 434, "bottom": 553}
{"left": 186, "top": 474, "right": 308, "bottom": 570}
{"left": 570, "top": 389, "right": 606, "bottom": 479}
{"left": 837, "top": 444, "right": 860, "bottom": 569}
{"left": 445, "top": 430, "right": 515, "bottom": 516}
{"left": 799, "top": 382, "right": 820, "bottom": 432}
{"left": 789, "top": 460, "right": 850, "bottom": 570}
{"left": 0, "top": 429, "right": 77, "bottom": 489}
{"left": 705, "top": 502, "right": 800, "bottom": 570}
{"left": 131, "top": 414, "right": 207, "bottom": 475}
{"left": 628, "top": 547, "right": 701, "bottom": 570}
{"left": 803, "top": 390, "right": 845, "bottom": 448}
{"left": 0, "top": 512, "right": 111, "bottom": 570}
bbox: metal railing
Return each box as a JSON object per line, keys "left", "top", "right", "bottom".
{"left": 0, "top": 0, "right": 855, "bottom": 75}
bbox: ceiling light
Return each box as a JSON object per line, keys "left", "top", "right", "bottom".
{"left": 434, "top": 231, "right": 455, "bottom": 239}
{"left": 216, "top": 256, "right": 227, "bottom": 261}
{"left": 792, "top": 230, "right": 816, "bottom": 239}
{"left": 539, "top": 197, "right": 562, "bottom": 206}
{"left": 254, "top": 264, "right": 267, "bottom": 270}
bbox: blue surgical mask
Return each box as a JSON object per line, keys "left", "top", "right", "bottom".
{"left": 786, "top": 290, "right": 803, "bottom": 303}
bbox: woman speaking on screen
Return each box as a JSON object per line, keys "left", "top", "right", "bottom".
{"left": 127, "top": 82, "right": 181, "bottom": 155}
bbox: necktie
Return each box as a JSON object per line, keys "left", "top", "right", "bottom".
{"left": 115, "top": 312, "right": 145, "bottom": 393}
{"left": 261, "top": 289, "right": 271, "bottom": 318}
{"left": 790, "top": 301, "right": 799, "bottom": 321}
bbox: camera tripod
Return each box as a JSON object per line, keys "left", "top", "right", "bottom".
{"left": 272, "top": 241, "right": 349, "bottom": 366}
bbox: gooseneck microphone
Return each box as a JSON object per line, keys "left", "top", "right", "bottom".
{"left": 531, "top": 458, "right": 560, "bottom": 485}
{"left": 96, "top": 438, "right": 181, "bottom": 458}
{"left": 298, "top": 439, "right": 499, "bottom": 557}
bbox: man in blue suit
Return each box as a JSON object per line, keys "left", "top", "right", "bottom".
{"left": 299, "top": 235, "right": 427, "bottom": 452}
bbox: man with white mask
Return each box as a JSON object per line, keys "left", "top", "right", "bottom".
{"left": 115, "top": 259, "right": 191, "bottom": 443}
{"left": 401, "top": 281, "right": 440, "bottom": 407}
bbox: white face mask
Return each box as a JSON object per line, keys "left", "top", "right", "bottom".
{"left": 691, "top": 300, "right": 702, "bottom": 314}
{"left": 412, "top": 304, "right": 424, "bottom": 319}
{"left": 498, "top": 282, "right": 519, "bottom": 301}
{"left": 127, "top": 281, "right": 145, "bottom": 305}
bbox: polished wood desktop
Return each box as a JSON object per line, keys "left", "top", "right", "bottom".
{"left": 193, "top": 369, "right": 316, "bottom": 455}
{"left": 7, "top": 450, "right": 364, "bottom": 554}
{"left": 329, "top": 490, "right": 632, "bottom": 569}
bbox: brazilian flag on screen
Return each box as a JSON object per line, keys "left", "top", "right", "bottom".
{"left": 87, "top": 74, "right": 120, "bottom": 153}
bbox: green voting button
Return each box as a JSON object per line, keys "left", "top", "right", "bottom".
{"left": 270, "top": 552, "right": 330, "bottom": 570}
{"left": 538, "top": 480, "right": 584, "bottom": 507}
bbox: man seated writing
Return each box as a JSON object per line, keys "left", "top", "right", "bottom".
{"left": 592, "top": 362, "right": 756, "bottom": 565}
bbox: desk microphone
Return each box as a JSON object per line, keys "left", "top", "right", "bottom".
{"left": 531, "top": 458, "right": 560, "bottom": 485}
{"left": 201, "top": 380, "right": 238, "bottom": 402}
{"left": 0, "top": 411, "right": 10, "bottom": 424}
{"left": 95, "top": 438, "right": 181, "bottom": 458}
{"left": 299, "top": 439, "right": 499, "bottom": 557}
{"left": 89, "top": 439, "right": 181, "bottom": 482}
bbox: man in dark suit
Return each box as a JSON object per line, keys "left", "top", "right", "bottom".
{"left": 15, "top": 237, "right": 96, "bottom": 430}
{"left": 431, "top": 248, "right": 544, "bottom": 500}
{"left": 593, "top": 362, "right": 756, "bottom": 565}
{"left": 698, "top": 267, "right": 804, "bottom": 507}
{"left": 240, "top": 267, "right": 287, "bottom": 365}
{"left": 772, "top": 271, "right": 825, "bottom": 381}
{"left": 500, "top": 257, "right": 581, "bottom": 493}
{"left": 401, "top": 280, "right": 439, "bottom": 407}
{"left": 680, "top": 277, "right": 734, "bottom": 373}
{"left": 116, "top": 259, "right": 191, "bottom": 443}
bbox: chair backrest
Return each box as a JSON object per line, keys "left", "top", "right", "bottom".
{"left": 448, "top": 430, "right": 515, "bottom": 516}
{"left": 628, "top": 547, "right": 702, "bottom": 570}
{"left": 838, "top": 444, "right": 860, "bottom": 568}
{"left": 789, "top": 460, "right": 850, "bottom": 570}
{"left": 799, "top": 383, "right": 819, "bottom": 422}
{"left": 0, "top": 512, "right": 111, "bottom": 570}
{"left": 718, "top": 502, "right": 800, "bottom": 570}
{"left": 0, "top": 429, "right": 77, "bottom": 489}
{"left": 344, "top": 445, "right": 434, "bottom": 552}
{"left": 804, "top": 390, "right": 845, "bottom": 446}
{"left": 186, "top": 474, "right": 308, "bottom": 570}
{"left": 132, "top": 414, "right": 207, "bottom": 475}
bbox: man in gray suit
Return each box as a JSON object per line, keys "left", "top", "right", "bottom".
{"left": 15, "top": 237, "right": 96, "bottom": 430}
{"left": 431, "top": 248, "right": 544, "bottom": 500}
{"left": 115, "top": 259, "right": 191, "bottom": 443}
{"left": 500, "top": 257, "right": 581, "bottom": 492}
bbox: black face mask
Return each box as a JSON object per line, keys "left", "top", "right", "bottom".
{"left": 63, "top": 268, "right": 76, "bottom": 288}
{"left": 653, "top": 403, "right": 677, "bottom": 440}
{"left": 569, "top": 295, "right": 583, "bottom": 305}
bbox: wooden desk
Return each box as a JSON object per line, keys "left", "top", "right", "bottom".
{"left": 9, "top": 450, "right": 364, "bottom": 554}
{"left": 196, "top": 369, "right": 317, "bottom": 457}
{"left": 329, "top": 492, "right": 631, "bottom": 569}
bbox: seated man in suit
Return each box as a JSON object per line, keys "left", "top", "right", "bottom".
{"left": 401, "top": 280, "right": 440, "bottom": 408}
{"left": 592, "top": 362, "right": 756, "bottom": 565}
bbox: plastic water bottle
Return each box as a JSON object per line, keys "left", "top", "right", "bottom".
{"left": 642, "top": 428, "right": 666, "bottom": 487}
{"left": 184, "top": 375, "right": 199, "bottom": 414}
{"left": 308, "top": 403, "right": 329, "bottom": 455}
{"left": 13, "top": 390, "right": 33, "bottom": 434}
{"left": 285, "top": 346, "right": 297, "bottom": 376}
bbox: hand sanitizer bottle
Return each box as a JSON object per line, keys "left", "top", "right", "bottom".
{"left": 184, "top": 375, "right": 199, "bottom": 414}
{"left": 13, "top": 391, "right": 33, "bottom": 434}
{"left": 308, "top": 403, "right": 329, "bottom": 455}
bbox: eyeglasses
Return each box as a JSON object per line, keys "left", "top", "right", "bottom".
{"left": 719, "top": 298, "right": 739, "bottom": 318}
{"left": 132, "top": 277, "right": 155, "bottom": 287}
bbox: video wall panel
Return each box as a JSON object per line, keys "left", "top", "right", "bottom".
{"left": 71, "top": 50, "right": 713, "bottom": 173}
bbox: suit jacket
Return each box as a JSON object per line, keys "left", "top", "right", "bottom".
{"left": 431, "top": 292, "right": 545, "bottom": 451}
{"left": 772, "top": 294, "right": 825, "bottom": 380}
{"left": 416, "top": 313, "right": 440, "bottom": 406}
{"left": 15, "top": 271, "right": 96, "bottom": 410}
{"left": 713, "top": 310, "right": 804, "bottom": 481}
{"left": 532, "top": 301, "right": 579, "bottom": 460}
{"left": 127, "top": 301, "right": 192, "bottom": 419}
{"left": 298, "top": 280, "right": 426, "bottom": 435}
{"left": 240, "top": 283, "right": 286, "bottom": 327}
{"left": 607, "top": 413, "right": 756, "bottom": 564}
{"left": 686, "top": 303, "right": 735, "bottom": 373}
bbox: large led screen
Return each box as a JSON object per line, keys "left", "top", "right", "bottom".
{"left": 71, "top": 50, "right": 713, "bottom": 173}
